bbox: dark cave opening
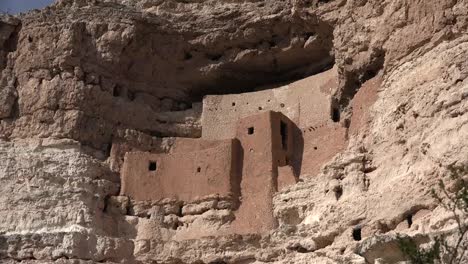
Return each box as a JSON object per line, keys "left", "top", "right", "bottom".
{"left": 352, "top": 226, "right": 362, "bottom": 241}
{"left": 185, "top": 19, "right": 336, "bottom": 101}
{"left": 331, "top": 107, "right": 341, "bottom": 122}
{"left": 406, "top": 214, "right": 413, "bottom": 228}
{"left": 188, "top": 59, "right": 335, "bottom": 101}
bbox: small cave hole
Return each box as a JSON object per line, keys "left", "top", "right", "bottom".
{"left": 314, "top": 146, "right": 318, "bottom": 150}
{"left": 148, "top": 161, "right": 157, "bottom": 171}
{"left": 352, "top": 227, "right": 362, "bottom": 241}
{"left": 364, "top": 69, "right": 377, "bottom": 80}
{"left": 127, "top": 90, "right": 135, "bottom": 101}
{"left": 280, "top": 103, "right": 285, "bottom": 108}
{"left": 290, "top": 245, "right": 308, "bottom": 253}
{"left": 102, "top": 195, "right": 110, "bottom": 213}
{"left": 302, "top": 32, "right": 314, "bottom": 41}
{"left": 268, "top": 40, "right": 277, "bottom": 48}
{"left": 169, "top": 221, "right": 179, "bottom": 230}
{"left": 28, "top": 35, "right": 33, "bottom": 43}
{"left": 184, "top": 52, "right": 193, "bottom": 60}
{"left": 248, "top": 127, "right": 254, "bottom": 135}
{"left": 332, "top": 107, "right": 340, "bottom": 122}
{"left": 207, "top": 53, "right": 222, "bottom": 61}
{"left": 334, "top": 185, "right": 343, "bottom": 200}
{"left": 177, "top": 205, "right": 183, "bottom": 217}
{"left": 105, "top": 143, "right": 113, "bottom": 157}
{"left": 258, "top": 106, "right": 263, "bottom": 110}
{"left": 113, "top": 85, "right": 123, "bottom": 97}
{"left": 197, "top": 167, "right": 201, "bottom": 173}
{"left": 232, "top": 102, "right": 236, "bottom": 106}
{"left": 208, "top": 261, "right": 227, "bottom": 264}
{"left": 406, "top": 214, "right": 413, "bottom": 228}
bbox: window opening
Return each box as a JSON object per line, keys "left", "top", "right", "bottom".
{"left": 248, "top": 127, "right": 254, "bottom": 135}
{"left": 148, "top": 161, "right": 157, "bottom": 171}
{"left": 113, "top": 85, "right": 123, "bottom": 97}
{"left": 280, "top": 121, "right": 288, "bottom": 150}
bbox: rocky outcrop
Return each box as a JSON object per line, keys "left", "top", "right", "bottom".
{"left": 0, "top": 0, "right": 467, "bottom": 263}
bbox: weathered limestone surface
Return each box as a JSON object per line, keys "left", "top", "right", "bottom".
{"left": 0, "top": 0, "right": 467, "bottom": 263}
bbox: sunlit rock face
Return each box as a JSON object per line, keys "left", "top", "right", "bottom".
{"left": 0, "top": 0, "right": 467, "bottom": 263}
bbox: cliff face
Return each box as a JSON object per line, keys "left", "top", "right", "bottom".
{"left": 0, "top": 0, "right": 467, "bottom": 263}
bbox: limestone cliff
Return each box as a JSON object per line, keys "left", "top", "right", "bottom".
{"left": 0, "top": 0, "right": 467, "bottom": 263}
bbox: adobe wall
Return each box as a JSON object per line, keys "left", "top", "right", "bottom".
{"left": 120, "top": 139, "right": 239, "bottom": 202}
{"left": 201, "top": 67, "right": 337, "bottom": 140}
{"left": 202, "top": 67, "right": 348, "bottom": 176}
{"left": 168, "top": 137, "right": 232, "bottom": 154}
{"left": 231, "top": 111, "right": 297, "bottom": 234}
{"left": 231, "top": 112, "right": 277, "bottom": 234}
{"left": 270, "top": 112, "right": 299, "bottom": 189}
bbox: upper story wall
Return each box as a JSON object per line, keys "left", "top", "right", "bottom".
{"left": 120, "top": 139, "right": 239, "bottom": 202}
{"left": 201, "top": 67, "right": 338, "bottom": 140}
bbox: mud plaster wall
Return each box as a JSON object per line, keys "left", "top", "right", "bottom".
{"left": 202, "top": 67, "right": 347, "bottom": 176}
{"left": 231, "top": 111, "right": 295, "bottom": 234}
{"left": 271, "top": 112, "right": 298, "bottom": 190}
{"left": 168, "top": 138, "right": 233, "bottom": 154}
{"left": 120, "top": 139, "right": 238, "bottom": 201}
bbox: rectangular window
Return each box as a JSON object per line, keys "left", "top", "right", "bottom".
{"left": 148, "top": 161, "right": 157, "bottom": 171}
{"left": 248, "top": 127, "right": 254, "bottom": 135}
{"left": 280, "top": 121, "right": 287, "bottom": 150}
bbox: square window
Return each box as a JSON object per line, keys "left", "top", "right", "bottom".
{"left": 148, "top": 161, "right": 157, "bottom": 171}
{"left": 247, "top": 127, "right": 254, "bottom": 135}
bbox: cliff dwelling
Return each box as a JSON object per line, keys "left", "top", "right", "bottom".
{"left": 3, "top": 1, "right": 467, "bottom": 263}
{"left": 119, "top": 66, "right": 352, "bottom": 238}
{"left": 121, "top": 111, "right": 298, "bottom": 235}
